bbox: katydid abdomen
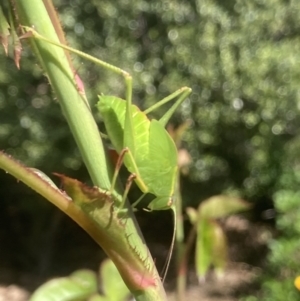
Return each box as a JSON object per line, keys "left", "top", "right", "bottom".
{"left": 97, "top": 95, "right": 178, "bottom": 211}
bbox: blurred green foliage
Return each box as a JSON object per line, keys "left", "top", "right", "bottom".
{"left": 186, "top": 196, "right": 251, "bottom": 280}
{"left": 2, "top": 0, "right": 300, "bottom": 297}
{"left": 30, "top": 260, "right": 130, "bottom": 301}
{"left": 242, "top": 191, "right": 300, "bottom": 301}
{"left": 242, "top": 127, "right": 300, "bottom": 299}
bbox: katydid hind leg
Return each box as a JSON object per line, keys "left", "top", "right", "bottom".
{"left": 124, "top": 88, "right": 136, "bottom": 159}
{"left": 131, "top": 193, "right": 147, "bottom": 209}
{"left": 110, "top": 148, "right": 128, "bottom": 196}
{"left": 121, "top": 173, "right": 136, "bottom": 209}
{"left": 24, "top": 27, "right": 134, "bottom": 113}
{"left": 109, "top": 147, "right": 135, "bottom": 210}
{"left": 161, "top": 205, "right": 177, "bottom": 283}
{"left": 108, "top": 147, "right": 145, "bottom": 210}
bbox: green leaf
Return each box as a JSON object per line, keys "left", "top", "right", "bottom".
{"left": 210, "top": 222, "right": 227, "bottom": 278}
{"left": 195, "top": 219, "right": 228, "bottom": 281}
{"left": 193, "top": 195, "right": 249, "bottom": 280}
{"left": 186, "top": 207, "right": 198, "bottom": 224}
{"left": 195, "top": 218, "right": 214, "bottom": 280}
{"left": 0, "top": 5, "right": 10, "bottom": 55}
{"left": 53, "top": 173, "right": 112, "bottom": 207}
{"left": 199, "top": 195, "right": 251, "bottom": 219}
{"left": 29, "top": 269, "right": 98, "bottom": 301}
{"left": 99, "top": 259, "right": 131, "bottom": 301}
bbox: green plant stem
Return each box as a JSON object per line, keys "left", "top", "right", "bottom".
{"left": 175, "top": 173, "right": 187, "bottom": 301}
{"left": 15, "top": 0, "right": 113, "bottom": 193}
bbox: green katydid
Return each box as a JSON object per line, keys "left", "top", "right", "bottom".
{"left": 97, "top": 88, "right": 191, "bottom": 281}
{"left": 22, "top": 27, "right": 192, "bottom": 281}
{"left": 99, "top": 90, "right": 191, "bottom": 211}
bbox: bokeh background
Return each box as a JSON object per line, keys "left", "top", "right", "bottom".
{"left": 1, "top": 0, "right": 300, "bottom": 300}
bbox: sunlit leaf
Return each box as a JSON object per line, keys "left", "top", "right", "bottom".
{"left": 193, "top": 195, "right": 250, "bottom": 280}
{"left": 99, "top": 259, "right": 131, "bottom": 301}
{"left": 29, "top": 269, "right": 98, "bottom": 301}
{"left": 199, "top": 195, "right": 251, "bottom": 219}
{"left": 186, "top": 207, "right": 198, "bottom": 224}
{"left": 195, "top": 219, "right": 228, "bottom": 281}
{"left": 195, "top": 218, "right": 214, "bottom": 281}
{"left": 211, "top": 222, "right": 227, "bottom": 278}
